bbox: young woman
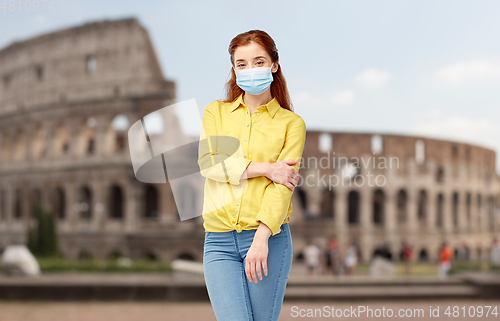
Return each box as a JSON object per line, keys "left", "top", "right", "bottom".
{"left": 198, "top": 30, "right": 307, "bottom": 321}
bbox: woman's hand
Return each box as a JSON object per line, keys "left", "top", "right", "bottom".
{"left": 265, "top": 159, "right": 300, "bottom": 191}
{"left": 245, "top": 237, "right": 269, "bottom": 283}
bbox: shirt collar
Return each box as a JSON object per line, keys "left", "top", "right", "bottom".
{"left": 229, "top": 93, "right": 281, "bottom": 118}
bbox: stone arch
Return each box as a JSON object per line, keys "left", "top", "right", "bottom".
{"left": 318, "top": 133, "right": 332, "bottom": 153}
{"left": 14, "top": 188, "right": 22, "bottom": 219}
{"left": 372, "top": 189, "right": 385, "bottom": 225}
{"left": 31, "top": 188, "right": 42, "bottom": 218}
{"left": 0, "top": 132, "right": 9, "bottom": 163}
{"left": 51, "top": 186, "right": 66, "bottom": 220}
{"left": 295, "top": 187, "right": 308, "bottom": 218}
{"left": 86, "top": 54, "right": 96, "bottom": 73}
{"left": 371, "top": 134, "right": 383, "bottom": 154}
{"left": 348, "top": 190, "right": 360, "bottom": 224}
{"left": 106, "top": 114, "right": 130, "bottom": 153}
{"left": 32, "top": 124, "right": 46, "bottom": 159}
{"left": 108, "top": 184, "right": 124, "bottom": 219}
{"left": 436, "top": 193, "right": 444, "bottom": 229}
{"left": 77, "top": 186, "right": 92, "bottom": 220}
{"left": 14, "top": 129, "right": 26, "bottom": 161}
{"left": 144, "top": 184, "right": 159, "bottom": 218}
{"left": 436, "top": 166, "right": 444, "bottom": 183}
{"left": 52, "top": 122, "right": 70, "bottom": 156}
{"left": 488, "top": 195, "right": 495, "bottom": 232}
{"left": 78, "top": 117, "right": 97, "bottom": 156}
{"left": 452, "top": 192, "right": 459, "bottom": 228}
{"left": 466, "top": 192, "right": 472, "bottom": 227}
{"left": 319, "top": 188, "right": 334, "bottom": 219}
{"left": 178, "top": 184, "right": 196, "bottom": 218}
{"left": 417, "top": 189, "right": 427, "bottom": 225}
{"left": 78, "top": 250, "right": 93, "bottom": 260}
{"left": 0, "top": 189, "right": 5, "bottom": 220}
{"left": 476, "top": 193, "right": 482, "bottom": 227}
{"left": 415, "top": 140, "right": 425, "bottom": 164}
{"left": 396, "top": 189, "right": 407, "bottom": 225}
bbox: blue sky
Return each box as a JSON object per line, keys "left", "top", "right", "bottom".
{"left": 2, "top": 0, "right": 500, "bottom": 173}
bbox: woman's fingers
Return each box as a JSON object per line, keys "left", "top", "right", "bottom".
{"left": 262, "top": 260, "right": 268, "bottom": 277}
{"left": 246, "top": 259, "right": 268, "bottom": 283}
{"left": 250, "top": 261, "right": 257, "bottom": 283}
{"left": 245, "top": 260, "right": 252, "bottom": 282}
{"left": 246, "top": 260, "right": 256, "bottom": 283}
{"left": 256, "top": 261, "right": 263, "bottom": 281}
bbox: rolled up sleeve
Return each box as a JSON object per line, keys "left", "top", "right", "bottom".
{"left": 255, "top": 116, "right": 307, "bottom": 236}
{"left": 198, "top": 102, "right": 252, "bottom": 185}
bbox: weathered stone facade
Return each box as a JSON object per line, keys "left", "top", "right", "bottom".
{"left": 292, "top": 132, "right": 500, "bottom": 263}
{"left": 0, "top": 18, "right": 204, "bottom": 262}
{"left": 0, "top": 18, "right": 498, "bottom": 264}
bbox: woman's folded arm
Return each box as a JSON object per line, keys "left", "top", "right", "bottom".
{"left": 255, "top": 116, "right": 307, "bottom": 236}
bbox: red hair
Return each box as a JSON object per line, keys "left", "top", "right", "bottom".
{"left": 221, "top": 30, "right": 294, "bottom": 112}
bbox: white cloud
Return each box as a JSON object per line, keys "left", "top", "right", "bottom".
{"left": 414, "top": 108, "right": 445, "bottom": 122}
{"left": 35, "top": 14, "right": 49, "bottom": 26}
{"left": 330, "top": 90, "right": 355, "bottom": 106}
{"left": 292, "top": 89, "right": 355, "bottom": 109}
{"left": 410, "top": 112, "right": 500, "bottom": 173}
{"left": 355, "top": 68, "right": 393, "bottom": 88}
{"left": 292, "top": 91, "right": 323, "bottom": 109}
{"left": 435, "top": 59, "right": 500, "bottom": 87}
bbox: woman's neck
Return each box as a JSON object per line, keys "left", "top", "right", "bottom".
{"left": 242, "top": 91, "right": 273, "bottom": 115}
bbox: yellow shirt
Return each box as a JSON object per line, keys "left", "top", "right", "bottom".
{"left": 198, "top": 93, "right": 306, "bottom": 236}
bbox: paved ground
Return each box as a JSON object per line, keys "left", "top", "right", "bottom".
{"left": 1, "top": 299, "right": 500, "bottom": 321}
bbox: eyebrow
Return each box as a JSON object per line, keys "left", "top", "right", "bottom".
{"left": 235, "top": 56, "right": 267, "bottom": 63}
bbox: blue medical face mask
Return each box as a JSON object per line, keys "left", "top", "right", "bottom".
{"left": 234, "top": 62, "right": 275, "bottom": 95}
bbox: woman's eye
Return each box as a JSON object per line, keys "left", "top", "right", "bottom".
{"left": 256, "top": 61, "right": 263, "bottom": 65}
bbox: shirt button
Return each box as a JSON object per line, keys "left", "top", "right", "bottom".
{"left": 243, "top": 155, "right": 246, "bottom": 158}
{"left": 236, "top": 202, "right": 239, "bottom": 206}
{"left": 247, "top": 124, "right": 249, "bottom": 127}
{"left": 245, "top": 139, "right": 247, "bottom": 141}
{"left": 240, "top": 186, "right": 243, "bottom": 188}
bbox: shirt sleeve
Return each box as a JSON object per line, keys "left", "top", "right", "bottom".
{"left": 255, "top": 116, "right": 307, "bottom": 236}
{"left": 198, "top": 102, "right": 252, "bottom": 185}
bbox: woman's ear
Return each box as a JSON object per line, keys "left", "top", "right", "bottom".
{"left": 272, "top": 61, "right": 279, "bottom": 73}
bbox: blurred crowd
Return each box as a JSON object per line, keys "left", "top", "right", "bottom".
{"left": 297, "top": 237, "right": 500, "bottom": 278}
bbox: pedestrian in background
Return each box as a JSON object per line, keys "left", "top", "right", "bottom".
{"left": 490, "top": 238, "right": 500, "bottom": 267}
{"left": 325, "top": 238, "right": 340, "bottom": 276}
{"left": 401, "top": 241, "right": 413, "bottom": 276}
{"left": 438, "top": 241, "right": 453, "bottom": 279}
{"left": 343, "top": 241, "right": 358, "bottom": 276}
{"left": 303, "top": 240, "right": 321, "bottom": 277}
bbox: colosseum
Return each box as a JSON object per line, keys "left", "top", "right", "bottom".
{"left": 0, "top": 17, "right": 499, "bottom": 265}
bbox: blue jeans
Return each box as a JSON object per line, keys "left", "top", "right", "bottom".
{"left": 203, "top": 223, "right": 293, "bottom": 321}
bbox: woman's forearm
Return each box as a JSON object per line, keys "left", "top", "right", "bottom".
{"left": 242, "top": 161, "right": 270, "bottom": 180}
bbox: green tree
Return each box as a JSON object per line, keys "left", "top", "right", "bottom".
{"left": 27, "top": 205, "right": 60, "bottom": 258}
